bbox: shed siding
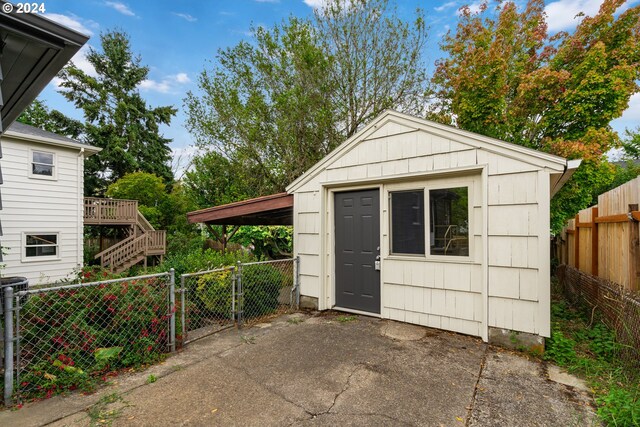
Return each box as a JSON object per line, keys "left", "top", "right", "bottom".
{"left": 293, "top": 117, "right": 551, "bottom": 338}
{"left": 1, "top": 137, "right": 83, "bottom": 285}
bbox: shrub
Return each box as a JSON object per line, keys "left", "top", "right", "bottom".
{"left": 17, "top": 276, "right": 169, "bottom": 400}
{"left": 195, "top": 270, "right": 233, "bottom": 317}
{"left": 157, "top": 247, "right": 255, "bottom": 277}
{"left": 241, "top": 264, "right": 283, "bottom": 317}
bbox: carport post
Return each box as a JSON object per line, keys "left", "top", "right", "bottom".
{"left": 4, "top": 286, "right": 14, "bottom": 406}
{"left": 169, "top": 269, "right": 176, "bottom": 353}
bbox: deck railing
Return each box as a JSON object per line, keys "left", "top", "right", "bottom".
{"left": 84, "top": 197, "right": 138, "bottom": 225}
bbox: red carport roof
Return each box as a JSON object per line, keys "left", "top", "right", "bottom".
{"left": 186, "top": 192, "right": 293, "bottom": 226}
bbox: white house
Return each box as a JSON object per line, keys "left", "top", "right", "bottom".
{"left": 0, "top": 122, "right": 100, "bottom": 285}
{"left": 287, "top": 110, "right": 579, "bottom": 345}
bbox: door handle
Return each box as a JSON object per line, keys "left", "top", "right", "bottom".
{"left": 375, "top": 255, "right": 381, "bottom": 271}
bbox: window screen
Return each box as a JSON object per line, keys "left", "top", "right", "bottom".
{"left": 391, "top": 190, "right": 425, "bottom": 255}
{"left": 25, "top": 234, "right": 58, "bottom": 258}
{"left": 32, "top": 151, "right": 54, "bottom": 176}
{"left": 429, "top": 187, "right": 469, "bottom": 256}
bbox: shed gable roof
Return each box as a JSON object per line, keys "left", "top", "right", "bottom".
{"left": 286, "top": 110, "right": 568, "bottom": 193}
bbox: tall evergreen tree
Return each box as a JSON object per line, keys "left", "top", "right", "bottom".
{"left": 58, "top": 30, "right": 176, "bottom": 196}
{"left": 17, "top": 99, "right": 84, "bottom": 139}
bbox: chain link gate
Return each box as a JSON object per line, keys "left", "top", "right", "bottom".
{"left": 179, "top": 257, "right": 299, "bottom": 344}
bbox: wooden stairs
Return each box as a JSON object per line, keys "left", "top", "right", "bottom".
{"left": 84, "top": 198, "right": 166, "bottom": 273}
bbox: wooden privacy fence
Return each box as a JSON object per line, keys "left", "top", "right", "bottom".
{"left": 555, "top": 176, "right": 640, "bottom": 292}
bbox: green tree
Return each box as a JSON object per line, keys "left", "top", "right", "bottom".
{"left": 58, "top": 30, "right": 176, "bottom": 196}
{"left": 430, "top": 0, "right": 640, "bottom": 230}
{"left": 314, "top": 0, "right": 429, "bottom": 137}
{"left": 17, "top": 99, "right": 84, "bottom": 139}
{"left": 183, "top": 151, "right": 253, "bottom": 209}
{"left": 622, "top": 127, "right": 640, "bottom": 159}
{"left": 185, "top": 0, "right": 429, "bottom": 194}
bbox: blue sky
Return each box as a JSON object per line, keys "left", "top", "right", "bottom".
{"left": 40, "top": 0, "right": 639, "bottom": 172}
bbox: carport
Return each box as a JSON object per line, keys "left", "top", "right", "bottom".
{"left": 186, "top": 192, "right": 293, "bottom": 251}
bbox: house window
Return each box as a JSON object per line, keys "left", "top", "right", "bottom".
{"left": 429, "top": 187, "right": 469, "bottom": 257}
{"left": 24, "top": 233, "right": 58, "bottom": 259}
{"left": 390, "top": 190, "right": 425, "bottom": 255}
{"left": 30, "top": 150, "right": 55, "bottom": 178}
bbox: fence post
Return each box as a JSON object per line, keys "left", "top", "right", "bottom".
{"left": 295, "top": 256, "right": 301, "bottom": 309}
{"left": 629, "top": 204, "right": 640, "bottom": 291}
{"left": 574, "top": 214, "right": 580, "bottom": 270}
{"left": 169, "top": 269, "right": 176, "bottom": 353}
{"left": 591, "top": 206, "right": 599, "bottom": 276}
{"left": 180, "top": 274, "right": 186, "bottom": 347}
{"left": 236, "top": 261, "right": 243, "bottom": 328}
{"left": 231, "top": 266, "right": 236, "bottom": 322}
{"left": 4, "top": 286, "right": 14, "bottom": 407}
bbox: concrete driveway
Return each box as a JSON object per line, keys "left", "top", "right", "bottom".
{"left": 2, "top": 312, "right": 598, "bottom": 426}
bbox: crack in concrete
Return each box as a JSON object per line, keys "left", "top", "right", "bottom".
{"left": 465, "top": 344, "right": 488, "bottom": 427}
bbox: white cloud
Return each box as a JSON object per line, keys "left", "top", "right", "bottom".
{"left": 174, "top": 12, "right": 197, "bottom": 22}
{"left": 174, "top": 73, "right": 191, "bottom": 84}
{"left": 105, "top": 1, "right": 136, "bottom": 17}
{"left": 435, "top": 1, "right": 458, "bottom": 12}
{"left": 456, "top": 2, "right": 483, "bottom": 15}
{"left": 139, "top": 73, "right": 192, "bottom": 94}
{"left": 303, "top": 0, "right": 325, "bottom": 8}
{"left": 44, "top": 13, "right": 94, "bottom": 35}
{"left": 544, "top": 0, "right": 603, "bottom": 33}
{"left": 611, "top": 92, "right": 640, "bottom": 134}
{"left": 171, "top": 146, "right": 202, "bottom": 179}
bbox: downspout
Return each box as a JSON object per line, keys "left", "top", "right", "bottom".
{"left": 77, "top": 148, "right": 84, "bottom": 269}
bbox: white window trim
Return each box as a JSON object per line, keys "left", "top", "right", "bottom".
{"left": 386, "top": 176, "right": 475, "bottom": 262}
{"left": 22, "top": 232, "right": 61, "bottom": 263}
{"left": 28, "top": 148, "right": 57, "bottom": 181}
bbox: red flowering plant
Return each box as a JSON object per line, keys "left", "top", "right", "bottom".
{"left": 16, "top": 274, "right": 171, "bottom": 400}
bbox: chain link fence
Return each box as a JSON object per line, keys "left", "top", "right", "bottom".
{"left": 557, "top": 265, "right": 640, "bottom": 373}
{"left": 2, "top": 258, "right": 300, "bottom": 405}
{"left": 236, "top": 259, "right": 297, "bottom": 326}
{"left": 179, "top": 267, "right": 236, "bottom": 345}
{"left": 7, "top": 272, "right": 173, "bottom": 402}
{"left": 179, "top": 258, "right": 299, "bottom": 343}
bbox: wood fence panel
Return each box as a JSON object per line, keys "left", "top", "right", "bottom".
{"left": 557, "top": 176, "right": 640, "bottom": 292}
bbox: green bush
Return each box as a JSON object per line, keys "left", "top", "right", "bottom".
{"left": 157, "top": 247, "right": 255, "bottom": 277}
{"left": 17, "top": 276, "right": 169, "bottom": 400}
{"left": 241, "top": 264, "right": 284, "bottom": 317}
{"left": 195, "top": 270, "right": 233, "bottom": 317}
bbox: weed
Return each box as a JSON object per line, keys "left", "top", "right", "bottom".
{"left": 544, "top": 286, "right": 640, "bottom": 427}
{"left": 336, "top": 315, "right": 358, "bottom": 323}
{"left": 241, "top": 335, "right": 256, "bottom": 344}
{"left": 287, "top": 317, "right": 303, "bottom": 324}
{"left": 146, "top": 374, "right": 157, "bottom": 384}
{"left": 87, "top": 392, "right": 127, "bottom": 426}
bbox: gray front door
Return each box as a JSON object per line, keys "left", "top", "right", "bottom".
{"left": 334, "top": 189, "right": 380, "bottom": 314}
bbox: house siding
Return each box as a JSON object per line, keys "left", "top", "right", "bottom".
{"left": 291, "top": 114, "right": 557, "bottom": 339}
{"left": 1, "top": 136, "right": 84, "bottom": 285}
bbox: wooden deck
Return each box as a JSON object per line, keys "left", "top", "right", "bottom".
{"left": 84, "top": 197, "right": 166, "bottom": 272}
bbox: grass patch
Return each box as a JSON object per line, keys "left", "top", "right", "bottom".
{"left": 546, "top": 280, "right": 640, "bottom": 426}
{"left": 87, "top": 392, "right": 128, "bottom": 426}
{"left": 336, "top": 315, "right": 358, "bottom": 323}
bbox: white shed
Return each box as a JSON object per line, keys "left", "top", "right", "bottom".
{"left": 287, "top": 110, "right": 579, "bottom": 344}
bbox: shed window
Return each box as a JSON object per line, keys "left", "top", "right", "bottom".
{"left": 31, "top": 150, "right": 55, "bottom": 177}
{"left": 429, "top": 187, "right": 469, "bottom": 256}
{"left": 390, "top": 190, "right": 425, "bottom": 255}
{"left": 25, "top": 234, "right": 58, "bottom": 258}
